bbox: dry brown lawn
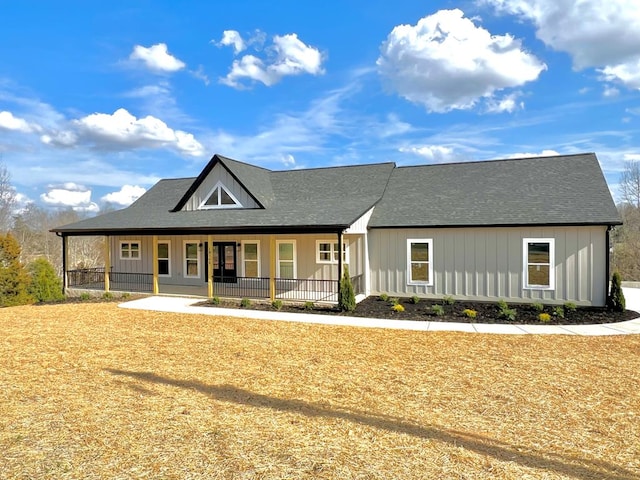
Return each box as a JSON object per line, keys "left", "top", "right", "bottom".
{"left": 1, "top": 302, "right": 639, "bottom": 479}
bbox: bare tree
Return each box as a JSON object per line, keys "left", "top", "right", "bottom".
{"left": 620, "top": 160, "right": 640, "bottom": 208}
{"left": 0, "top": 163, "right": 17, "bottom": 232}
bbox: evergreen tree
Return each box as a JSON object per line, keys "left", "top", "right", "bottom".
{"left": 28, "top": 257, "right": 65, "bottom": 302}
{"left": 0, "top": 233, "right": 33, "bottom": 306}
{"left": 607, "top": 271, "right": 626, "bottom": 312}
{"left": 338, "top": 266, "right": 356, "bottom": 312}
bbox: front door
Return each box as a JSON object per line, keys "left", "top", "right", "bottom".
{"left": 205, "top": 242, "right": 237, "bottom": 283}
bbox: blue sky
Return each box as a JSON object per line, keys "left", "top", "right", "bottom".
{"left": 1, "top": 0, "right": 639, "bottom": 212}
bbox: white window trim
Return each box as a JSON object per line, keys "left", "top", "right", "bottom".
{"left": 523, "top": 238, "right": 555, "bottom": 290}
{"left": 315, "top": 240, "right": 350, "bottom": 264}
{"left": 119, "top": 240, "right": 141, "bottom": 261}
{"left": 407, "top": 238, "right": 434, "bottom": 286}
{"left": 241, "top": 240, "right": 261, "bottom": 278}
{"left": 183, "top": 240, "right": 201, "bottom": 279}
{"left": 198, "top": 181, "right": 243, "bottom": 210}
{"left": 157, "top": 240, "right": 171, "bottom": 277}
{"left": 276, "top": 240, "right": 297, "bottom": 279}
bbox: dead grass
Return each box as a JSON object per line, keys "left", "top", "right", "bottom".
{"left": 1, "top": 302, "right": 639, "bottom": 479}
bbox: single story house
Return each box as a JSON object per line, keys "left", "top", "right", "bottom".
{"left": 52, "top": 152, "right": 621, "bottom": 306}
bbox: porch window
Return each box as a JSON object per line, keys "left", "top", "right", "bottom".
{"left": 277, "top": 240, "right": 296, "bottom": 279}
{"left": 523, "top": 238, "right": 555, "bottom": 289}
{"left": 316, "top": 240, "right": 349, "bottom": 264}
{"left": 158, "top": 241, "right": 171, "bottom": 277}
{"left": 184, "top": 241, "right": 200, "bottom": 278}
{"left": 407, "top": 239, "right": 433, "bottom": 285}
{"left": 242, "top": 241, "right": 260, "bottom": 278}
{"left": 120, "top": 241, "right": 140, "bottom": 260}
{"left": 199, "top": 181, "right": 242, "bottom": 209}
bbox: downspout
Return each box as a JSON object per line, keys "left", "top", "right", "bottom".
{"left": 605, "top": 225, "right": 612, "bottom": 304}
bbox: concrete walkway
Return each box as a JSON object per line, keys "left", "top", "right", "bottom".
{"left": 119, "top": 288, "right": 640, "bottom": 336}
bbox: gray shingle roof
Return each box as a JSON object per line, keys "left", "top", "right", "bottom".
{"left": 52, "top": 152, "right": 620, "bottom": 235}
{"left": 369, "top": 152, "right": 621, "bottom": 228}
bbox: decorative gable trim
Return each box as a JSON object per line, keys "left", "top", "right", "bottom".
{"left": 170, "top": 154, "right": 265, "bottom": 212}
{"left": 199, "top": 181, "right": 243, "bottom": 209}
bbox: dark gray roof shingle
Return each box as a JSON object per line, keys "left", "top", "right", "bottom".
{"left": 52, "top": 152, "right": 621, "bottom": 235}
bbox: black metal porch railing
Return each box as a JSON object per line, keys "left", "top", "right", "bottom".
{"left": 66, "top": 269, "right": 362, "bottom": 302}
{"left": 67, "top": 268, "right": 153, "bottom": 293}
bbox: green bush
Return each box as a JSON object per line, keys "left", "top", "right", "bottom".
{"left": 272, "top": 299, "right": 283, "bottom": 310}
{"left": 388, "top": 297, "right": 399, "bottom": 305}
{"left": 410, "top": 295, "right": 420, "bottom": 304}
{"left": 0, "top": 233, "right": 34, "bottom": 307}
{"left": 500, "top": 308, "right": 517, "bottom": 321}
{"left": 303, "top": 301, "right": 315, "bottom": 311}
{"left": 607, "top": 271, "right": 626, "bottom": 312}
{"left": 102, "top": 292, "right": 114, "bottom": 300}
{"left": 431, "top": 304, "right": 445, "bottom": 316}
{"left": 79, "top": 292, "right": 91, "bottom": 301}
{"left": 532, "top": 302, "right": 544, "bottom": 312}
{"left": 27, "top": 257, "right": 64, "bottom": 303}
{"left": 563, "top": 302, "right": 577, "bottom": 313}
{"left": 497, "top": 299, "right": 509, "bottom": 312}
{"left": 120, "top": 292, "right": 131, "bottom": 299}
{"left": 443, "top": 295, "right": 455, "bottom": 305}
{"left": 240, "top": 298, "right": 251, "bottom": 308}
{"left": 553, "top": 306, "right": 565, "bottom": 319}
{"left": 338, "top": 266, "right": 356, "bottom": 312}
{"left": 210, "top": 296, "right": 220, "bottom": 305}
{"left": 379, "top": 293, "right": 389, "bottom": 302}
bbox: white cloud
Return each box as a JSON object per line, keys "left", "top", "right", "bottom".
{"left": 506, "top": 149, "right": 560, "bottom": 159}
{"left": 40, "top": 183, "right": 99, "bottom": 212}
{"left": 399, "top": 145, "right": 455, "bottom": 163}
{"left": 0, "top": 110, "right": 40, "bottom": 133}
{"left": 485, "top": 93, "right": 524, "bottom": 113}
{"left": 129, "top": 43, "right": 186, "bottom": 73}
{"left": 377, "top": 9, "right": 546, "bottom": 112}
{"left": 217, "top": 30, "right": 246, "bottom": 54}
{"left": 483, "top": 0, "right": 640, "bottom": 89}
{"left": 101, "top": 185, "right": 146, "bottom": 206}
{"left": 220, "top": 33, "right": 324, "bottom": 88}
{"left": 603, "top": 85, "right": 620, "bottom": 98}
{"left": 281, "top": 154, "right": 296, "bottom": 167}
{"left": 43, "top": 108, "right": 205, "bottom": 157}
{"left": 624, "top": 153, "right": 640, "bottom": 162}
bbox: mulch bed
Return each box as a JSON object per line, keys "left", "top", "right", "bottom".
{"left": 201, "top": 296, "right": 639, "bottom": 325}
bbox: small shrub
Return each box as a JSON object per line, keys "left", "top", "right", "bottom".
{"left": 102, "top": 291, "right": 114, "bottom": 300}
{"left": 553, "top": 306, "right": 565, "bottom": 319}
{"left": 443, "top": 295, "right": 455, "bottom": 305}
{"left": 410, "top": 295, "right": 420, "bottom": 304}
{"left": 0, "top": 233, "right": 34, "bottom": 307}
{"left": 338, "top": 266, "right": 356, "bottom": 312}
{"left": 210, "top": 296, "right": 221, "bottom": 305}
{"left": 497, "top": 299, "right": 509, "bottom": 312}
{"left": 389, "top": 297, "right": 399, "bottom": 305}
{"left": 391, "top": 303, "right": 405, "bottom": 312}
{"left": 462, "top": 309, "right": 477, "bottom": 319}
{"left": 27, "top": 257, "right": 64, "bottom": 303}
{"left": 431, "top": 304, "right": 445, "bottom": 316}
{"left": 539, "top": 312, "right": 551, "bottom": 323}
{"left": 272, "top": 299, "right": 283, "bottom": 310}
{"left": 532, "top": 302, "right": 544, "bottom": 312}
{"left": 607, "top": 271, "right": 626, "bottom": 312}
{"left": 79, "top": 292, "right": 91, "bottom": 301}
{"left": 563, "top": 302, "right": 577, "bottom": 313}
{"left": 303, "top": 301, "right": 315, "bottom": 311}
{"left": 121, "top": 292, "right": 131, "bottom": 299}
{"left": 500, "top": 308, "right": 517, "bottom": 321}
{"left": 379, "top": 293, "right": 389, "bottom": 302}
{"left": 240, "top": 298, "right": 251, "bottom": 308}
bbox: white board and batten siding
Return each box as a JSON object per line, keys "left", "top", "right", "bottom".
{"left": 181, "top": 163, "right": 260, "bottom": 211}
{"left": 368, "top": 226, "right": 608, "bottom": 306}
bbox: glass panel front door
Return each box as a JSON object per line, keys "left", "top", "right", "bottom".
{"left": 205, "top": 242, "right": 237, "bottom": 283}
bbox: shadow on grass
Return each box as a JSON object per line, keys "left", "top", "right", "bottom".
{"left": 106, "top": 368, "right": 636, "bottom": 480}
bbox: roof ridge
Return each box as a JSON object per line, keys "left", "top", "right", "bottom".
{"left": 394, "top": 152, "right": 595, "bottom": 169}
{"left": 273, "top": 161, "right": 396, "bottom": 173}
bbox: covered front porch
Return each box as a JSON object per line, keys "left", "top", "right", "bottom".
{"left": 61, "top": 229, "right": 368, "bottom": 304}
